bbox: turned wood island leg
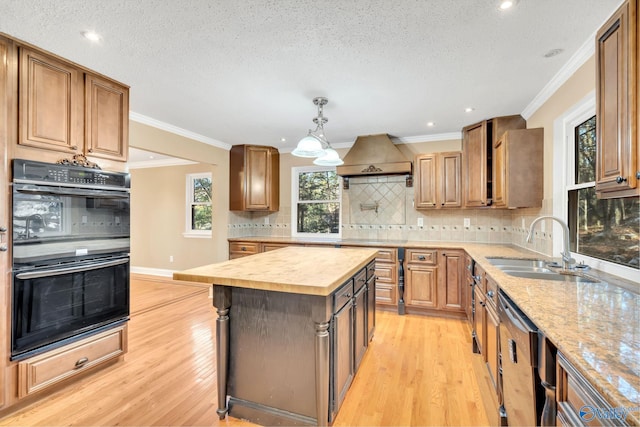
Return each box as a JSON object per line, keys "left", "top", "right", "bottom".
{"left": 213, "top": 285, "right": 232, "bottom": 420}
{"left": 314, "top": 321, "right": 330, "bottom": 427}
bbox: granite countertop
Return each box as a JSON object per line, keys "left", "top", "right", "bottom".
{"left": 228, "top": 236, "right": 640, "bottom": 424}
{"left": 173, "top": 246, "right": 378, "bottom": 296}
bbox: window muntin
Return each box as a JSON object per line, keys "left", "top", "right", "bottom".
{"left": 292, "top": 167, "right": 341, "bottom": 237}
{"left": 185, "top": 173, "right": 212, "bottom": 237}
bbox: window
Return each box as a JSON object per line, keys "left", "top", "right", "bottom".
{"left": 185, "top": 173, "right": 212, "bottom": 238}
{"left": 291, "top": 166, "right": 341, "bottom": 237}
{"left": 564, "top": 109, "right": 639, "bottom": 271}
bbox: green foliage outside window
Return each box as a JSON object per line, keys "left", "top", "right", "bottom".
{"left": 191, "top": 177, "right": 212, "bottom": 231}
{"left": 569, "top": 116, "right": 639, "bottom": 269}
{"left": 297, "top": 170, "right": 340, "bottom": 234}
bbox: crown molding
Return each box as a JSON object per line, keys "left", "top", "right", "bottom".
{"left": 521, "top": 32, "right": 596, "bottom": 119}
{"left": 127, "top": 157, "right": 197, "bottom": 170}
{"left": 129, "top": 111, "right": 232, "bottom": 150}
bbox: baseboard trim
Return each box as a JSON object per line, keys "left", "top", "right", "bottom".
{"left": 130, "top": 266, "right": 175, "bottom": 277}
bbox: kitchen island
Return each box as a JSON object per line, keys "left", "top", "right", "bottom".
{"left": 173, "top": 246, "right": 378, "bottom": 426}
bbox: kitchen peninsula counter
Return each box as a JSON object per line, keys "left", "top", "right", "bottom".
{"left": 228, "top": 236, "right": 640, "bottom": 425}
{"left": 174, "top": 246, "right": 378, "bottom": 426}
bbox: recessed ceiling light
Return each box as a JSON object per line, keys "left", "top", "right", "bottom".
{"left": 465, "top": 107, "right": 475, "bottom": 113}
{"left": 427, "top": 122, "right": 435, "bottom": 127}
{"left": 498, "top": 0, "right": 518, "bottom": 11}
{"left": 280, "top": 137, "right": 286, "bottom": 142}
{"left": 81, "top": 30, "right": 102, "bottom": 42}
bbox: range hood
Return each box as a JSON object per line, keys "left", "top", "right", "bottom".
{"left": 336, "top": 133, "right": 412, "bottom": 177}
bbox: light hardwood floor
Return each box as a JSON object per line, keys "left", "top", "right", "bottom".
{"left": 0, "top": 276, "right": 488, "bottom": 426}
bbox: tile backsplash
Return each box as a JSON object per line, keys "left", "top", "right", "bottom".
{"left": 228, "top": 176, "right": 553, "bottom": 256}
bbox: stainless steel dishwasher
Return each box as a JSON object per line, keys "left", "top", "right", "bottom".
{"left": 498, "top": 290, "right": 544, "bottom": 426}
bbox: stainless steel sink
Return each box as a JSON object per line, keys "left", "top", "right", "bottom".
{"left": 486, "top": 257, "right": 549, "bottom": 268}
{"left": 486, "top": 257, "right": 599, "bottom": 283}
{"left": 502, "top": 270, "right": 599, "bottom": 283}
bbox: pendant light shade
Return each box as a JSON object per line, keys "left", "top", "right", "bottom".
{"left": 292, "top": 97, "right": 343, "bottom": 165}
{"left": 292, "top": 133, "right": 325, "bottom": 158}
{"left": 313, "top": 147, "right": 344, "bottom": 166}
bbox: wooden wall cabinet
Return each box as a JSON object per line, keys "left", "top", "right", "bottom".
{"left": 229, "top": 145, "right": 280, "bottom": 212}
{"left": 17, "top": 45, "right": 129, "bottom": 163}
{"left": 462, "top": 115, "right": 526, "bottom": 207}
{"left": 492, "top": 128, "right": 543, "bottom": 208}
{"left": 595, "top": 0, "right": 639, "bottom": 198}
{"left": 414, "top": 152, "right": 462, "bottom": 209}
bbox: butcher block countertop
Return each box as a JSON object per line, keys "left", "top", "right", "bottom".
{"left": 227, "top": 237, "right": 640, "bottom": 424}
{"left": 173, "top": 246, "right": 377, "bottom": 296}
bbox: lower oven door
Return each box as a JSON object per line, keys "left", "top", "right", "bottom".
{"left": 12, "top": 256, "right": 130, "bottom": 360}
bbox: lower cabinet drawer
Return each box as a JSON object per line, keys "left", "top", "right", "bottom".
{"left": 229, "top": 242, "right": 260, "bottom": 257}
{"left": 18, "top": 325, "right": 127, "bottom": 398}
{"left": 376, "top": 283, "right": 396, "bottom": 305}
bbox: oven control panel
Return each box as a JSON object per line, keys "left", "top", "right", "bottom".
{"left": 13, "top": 159, "right": 130, "bottom": 189}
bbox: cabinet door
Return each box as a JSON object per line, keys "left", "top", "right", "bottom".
{"left": 353, "top": 285, "right": 367, "bottom": 370}
{"left": 439, "top": 251, "right": 464, "bottom": 312}
{"left": 85, "top": 74, "right": 129, "bottom": 161}
{"left": 19, "top": 47, "right": 83, "bottom": 153}
{"left": 405, "top": 264, "right": 437, "bottom": 308}
{"left": 415, "top": 154, "right": 438, "bottom": 208}
{"left": 474, "top": 287, "right": 486, "bottom": 357}
{"left": 462, "top": 121, "right": 489, "bottom": 207}
{"left": 366, "top": 277, "right": 375, "bottom": 341}
{"left": 246, "top": 146, "right": 276, "bottom": 210}
{"left": 332, "top": 302, "right": 354, "bottom": 414}
{"left": 492, "top": 136, "right": 506, "bottom": 207}
{"left": 596, "top": 0, "right": 638, "bottom": 196}
{"left": 440, "top": 152, "right": 462, "bottom": 208}
{"left": 485, "top": 305, "right": 500, "bottom": 394}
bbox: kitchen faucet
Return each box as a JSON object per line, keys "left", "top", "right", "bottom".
{"left": 526, "top": 215, "right": 575, "bottom": 270}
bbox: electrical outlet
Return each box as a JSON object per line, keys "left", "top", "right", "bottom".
{"left": 417, "top": 218, "right": 424, "bottom": 227}
{"left": 264, "top": 217, "right": 269, "bottom": 225}
{"left": 463, "top": 218, "right": 470, "bottom": 227}
{"left": 82, "top": 215, "right": 88, "bottom": 224}
{"left": 169, "top": 255, "right": 174, "bottom": 263}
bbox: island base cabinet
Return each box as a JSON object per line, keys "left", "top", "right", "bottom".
{"left": 212, "top": 263, "right": 375, "bottom": 427}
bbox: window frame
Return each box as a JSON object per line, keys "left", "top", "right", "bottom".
{"left": 291, "top": 165, "right": 342, "bottom": 239}
{"left": 554, "top": 91, "right": 639, "bottom": 279}
{"left": 183, "top": 172, "right": 212, "bottom": 239}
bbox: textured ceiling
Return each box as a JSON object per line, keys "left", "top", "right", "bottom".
{"left": 0, "top": 0, "right": 623, "bottom": 152}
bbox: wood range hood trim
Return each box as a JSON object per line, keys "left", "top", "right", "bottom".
{"left": 335, "top": 133, "right": 413, "bottom": 177}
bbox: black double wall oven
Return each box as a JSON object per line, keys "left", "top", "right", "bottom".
{"left": 11, "top": 159, "right": 131, "bottom": 360}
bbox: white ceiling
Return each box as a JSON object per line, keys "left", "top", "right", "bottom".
{"left": 0, "top": 0, "right": 622, "bottom": 154}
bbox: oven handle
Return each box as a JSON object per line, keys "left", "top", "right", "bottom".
{"left": 14, "top": 183, "right": 129, "bottom": 199}
{"left": 15, "top": 258, "right": 129, "bottom": 280}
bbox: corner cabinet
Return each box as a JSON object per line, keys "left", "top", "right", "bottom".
{"left": 462, "top": 115, "right": 526, "bottom": 207}
{"left": 595, "top": 0, "right": 639, "bottom": 198}
{"left": 492, "top": 128, "right": 543, "bottom": 208}
{"left": 229, "top": 145, "right": 280, "bottom": 212}
{"left": 17, "top": 44, "right": 129, "bottom": 163}
{"left": 414, "top": 152, "right": 462, "bottom": 209}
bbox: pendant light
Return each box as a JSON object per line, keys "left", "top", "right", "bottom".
{"left": 292, "top": 97, "right": 343, "bottom": 166}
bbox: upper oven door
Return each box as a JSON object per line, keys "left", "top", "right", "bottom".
{"left": 12, "top": 183, "right": 130, "bottom": 267}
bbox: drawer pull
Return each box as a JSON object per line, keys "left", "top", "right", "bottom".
{"left": 241, "top": 246, "right": 246, "bottom": 251}
{"left": 75, "top": 357, "right": 89, "bottom": 369}
{"left": 418, "top": 255, "right": 426, "bottom": 261}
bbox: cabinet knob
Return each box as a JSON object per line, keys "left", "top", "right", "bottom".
{"left": 0, "top": 226, "right": 6, "bottom": 232}
{"left": 418, "top": 255, "right": 426, "bottom": 261}
{"left": 636, "top": 171, "right": 640, "bottom": 180}
{"left": 0, "top": 245, "right": 7, "bottom": 252}
{"left": 241, "top": 246, "right": 246, "bottom": 251}
{"left": 70, "top": 145, "right": 78, "bottom": 151}
{"left": 75, "top": 357, "right": 89, "bottom": 369}
{"left": 88, "top": 148, "right": 94, "bottom": 153}
{"left": 487, "top": 290, "right": 495, "bottom": 298}
{"left": 615, "top": 176, "right": 627, "bottom": 184}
